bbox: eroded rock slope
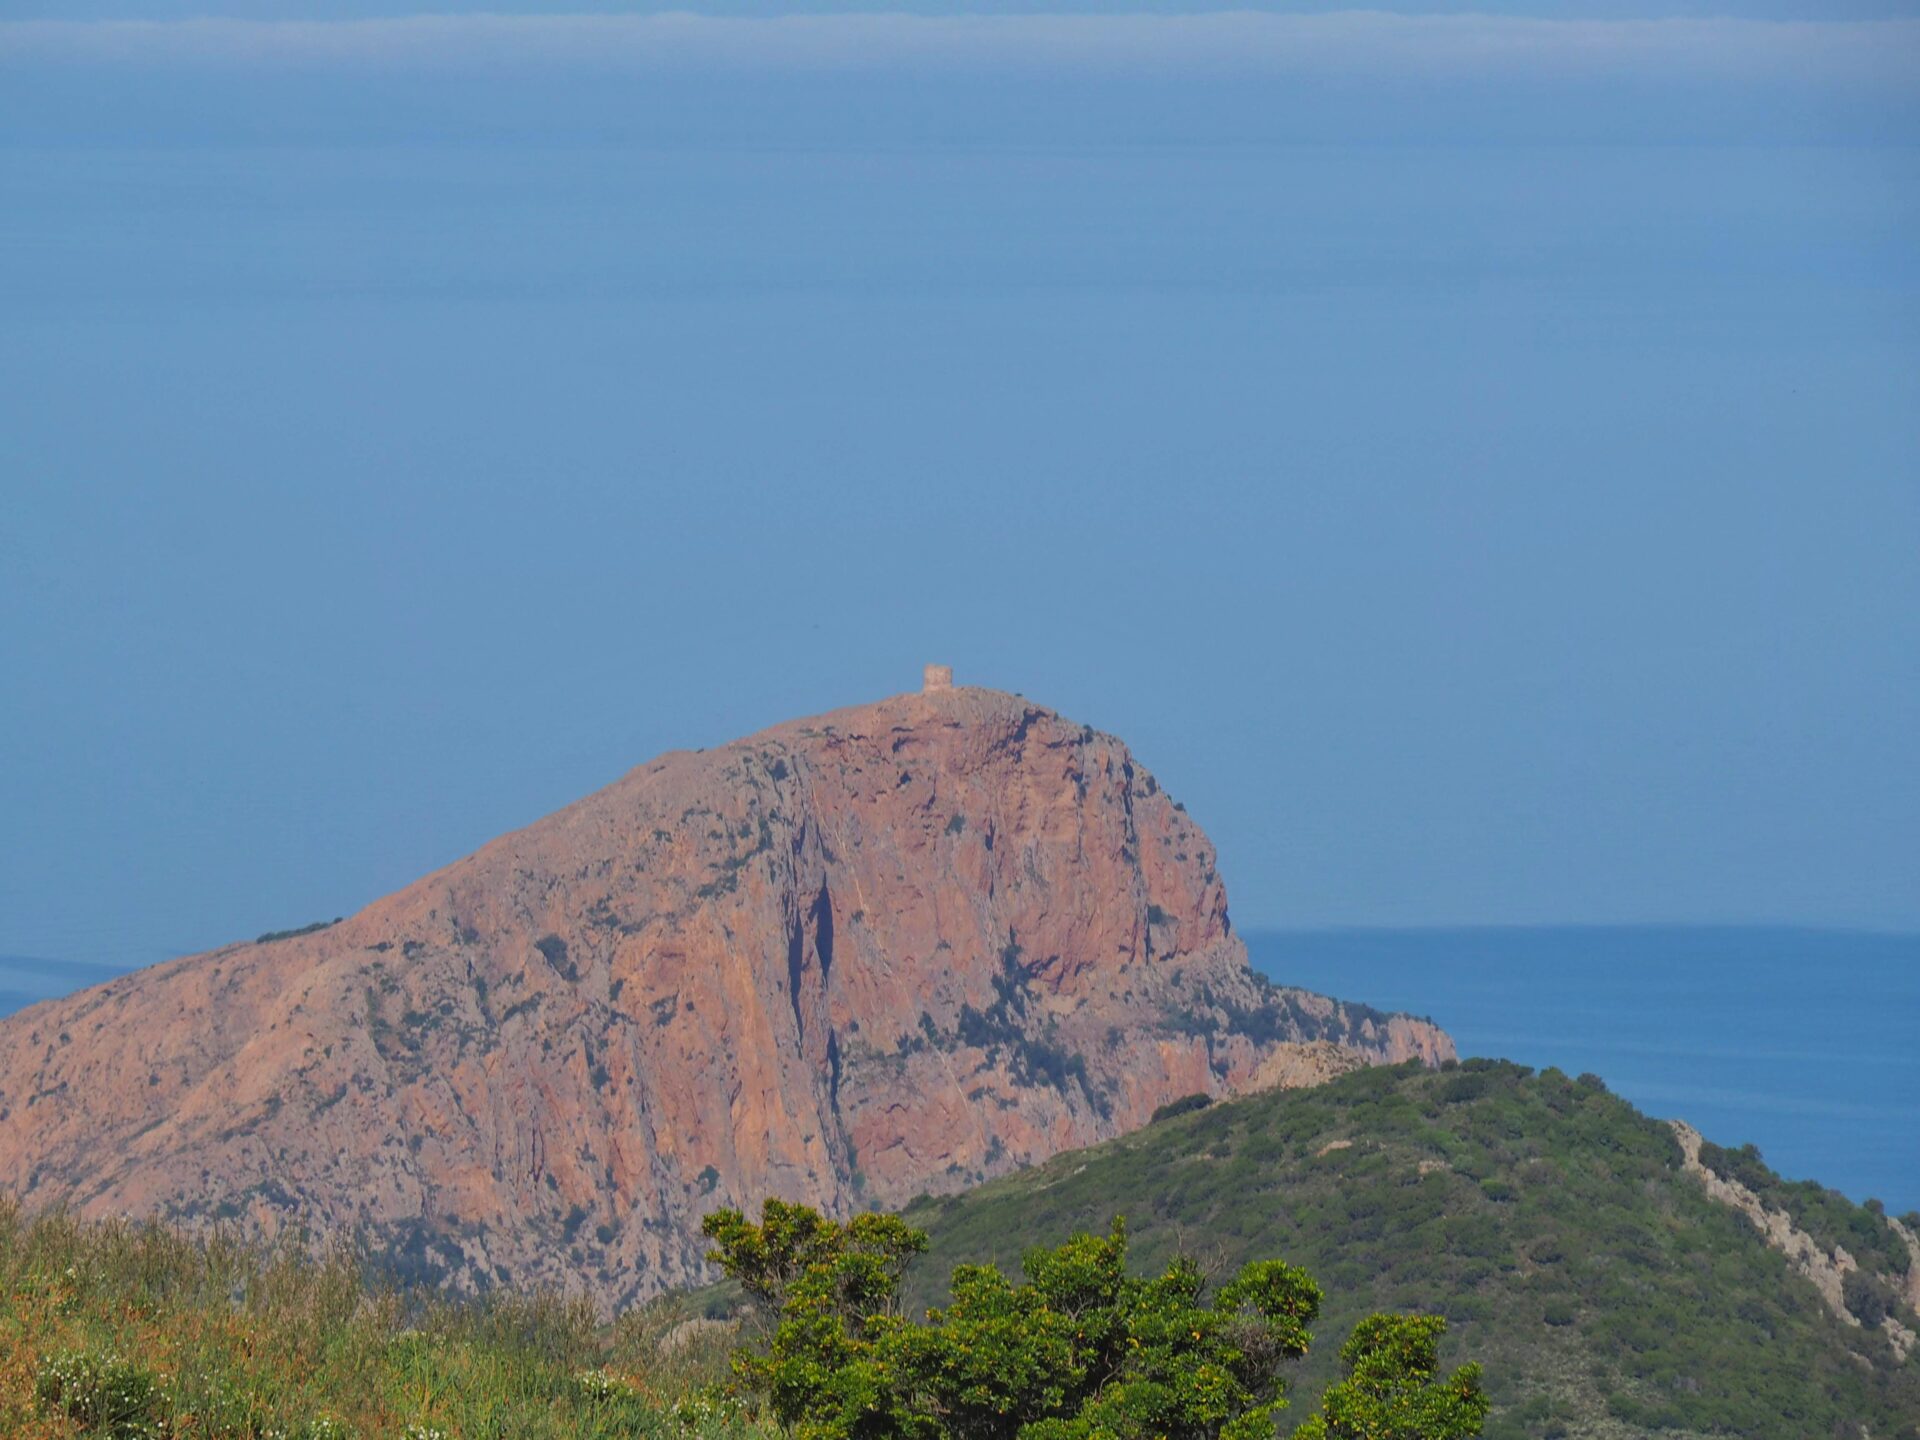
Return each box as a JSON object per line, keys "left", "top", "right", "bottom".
{"left": 0, "top": 685, "right": 1450, "bottom": 1305}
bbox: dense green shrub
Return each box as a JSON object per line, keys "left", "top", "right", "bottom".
{"left": 1843, "top": 1269, "right": 1894, "bottom": 1328}
{"left": 705, "top": 1200, "right": 1486, "bottom": 1440}
{"left": 1292, "top": 1315, "right": 1489, "bottom": 1440}
{"left": 1152, "top": 1093, "right": 1215, "bottom": 1124}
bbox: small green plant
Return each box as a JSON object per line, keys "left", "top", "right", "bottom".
{"left": 571, "top": 1363, "right": 661, "bottom": 1426}
{"left": 574, "top": 1366, "right": 644, "bottom": 1403}
{"left": 671, "top": 1388, "right": 754, "bottom": 1433}
{"left": 35, "top": 1348, "right": 172, "bottom": 1438}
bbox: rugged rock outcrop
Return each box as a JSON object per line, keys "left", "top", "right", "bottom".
{"left": 1672, "top": 1120, "right": 1915, "bottom": 1360}
{"left": 0, "top": 683, "right": 1452, "bottom": 1306}
{"left": 1248, "top": 1040, "right": 1370, "bottom": 1093}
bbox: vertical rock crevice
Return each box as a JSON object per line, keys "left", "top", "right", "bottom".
{"left": 785, "top": 905, "right": 807, "bottom": 1047}
{"left": 810, "top": 878, "right": 835, "bottom": 988}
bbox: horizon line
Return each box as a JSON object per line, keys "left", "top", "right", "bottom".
{"left": 4, "top": 11, "right": 1916, "bottom": 91}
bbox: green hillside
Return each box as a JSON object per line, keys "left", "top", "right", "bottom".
{"left": 897, "top": 1060, "right": 1920, "bottom": 1440}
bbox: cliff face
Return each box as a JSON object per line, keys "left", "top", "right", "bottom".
{"left": 0, "top": 686, "right": 1451, "bottom": 1306}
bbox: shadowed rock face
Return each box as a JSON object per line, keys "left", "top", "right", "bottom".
{"left": 0, "top": 686, "right": 1451, "bottom": 1306}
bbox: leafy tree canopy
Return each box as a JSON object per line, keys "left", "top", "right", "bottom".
{"left": 703, "top": 1201, "right": 1486, "bottom": 1440}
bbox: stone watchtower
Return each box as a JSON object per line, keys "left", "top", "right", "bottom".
{"left": 922, "top": 663, "right": 953, "bottom": 694}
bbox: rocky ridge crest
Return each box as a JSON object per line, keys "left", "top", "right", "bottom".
{"left": 1672, "top": 1120, "right": 1916, "bottom": 1360}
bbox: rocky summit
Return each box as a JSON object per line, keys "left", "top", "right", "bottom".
{"left": 0, "top": 681, "right": 1451, "bottom": 1306}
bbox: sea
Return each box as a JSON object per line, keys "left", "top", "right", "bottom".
{"left": 1248, "top": 926, "right": 1919, "bottom": 1215}
{"left": 3, "top": 926, "right": 1915, "bottom": 1213}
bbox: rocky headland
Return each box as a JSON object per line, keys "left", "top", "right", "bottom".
{"left": 0, "top": 679, "right": 1451, "bottom": 1306}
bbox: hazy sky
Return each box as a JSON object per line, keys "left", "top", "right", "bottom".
{"left": 3, "top": 2, "right": 1916, "bottom": 969}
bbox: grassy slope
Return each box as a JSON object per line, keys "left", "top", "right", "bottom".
{"left": 0, "top": 1203, "right": 756, "bottom": 1440}
{"left": 899, "top": 1060, "right": 1920, "bottom": 1440}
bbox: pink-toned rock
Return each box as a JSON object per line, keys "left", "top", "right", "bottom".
{"left": 0, "top": 685, "right": 1452, "bottom": 1307}
{"left": 1249, "top": 1041, "right": 1370, "bottom": 1092}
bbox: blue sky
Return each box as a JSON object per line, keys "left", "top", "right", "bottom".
{"left": 2, "top": 3, "right": 1916, "bottom": 970}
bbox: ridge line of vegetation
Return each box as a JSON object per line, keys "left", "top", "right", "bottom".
{"left": 898, "top": 1060, "right": 1920, "bottom": 1439}
{"left": 255, "top": 919, "right": 343, "bottom": 945}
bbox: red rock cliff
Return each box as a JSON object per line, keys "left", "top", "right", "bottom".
{"left": 0, "top": 686, "right": 1452, "bottom": 1305}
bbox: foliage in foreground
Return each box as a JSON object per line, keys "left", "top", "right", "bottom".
{"left": 2, "top": 1190, "right": 1486, "bottom": 1440}
{"left": 0, "top": 1199, "right": 752, "bottom": 1440}
{"left": 704, "top": 1199, "right": 1487, "bottom": 1440}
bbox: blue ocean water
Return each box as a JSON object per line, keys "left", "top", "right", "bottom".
{"left": 0, "top": 954, "right": 133, "bottom": 1022}
{"left": 1249, "top": 926, "right": 1920, "bottom": 1214}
